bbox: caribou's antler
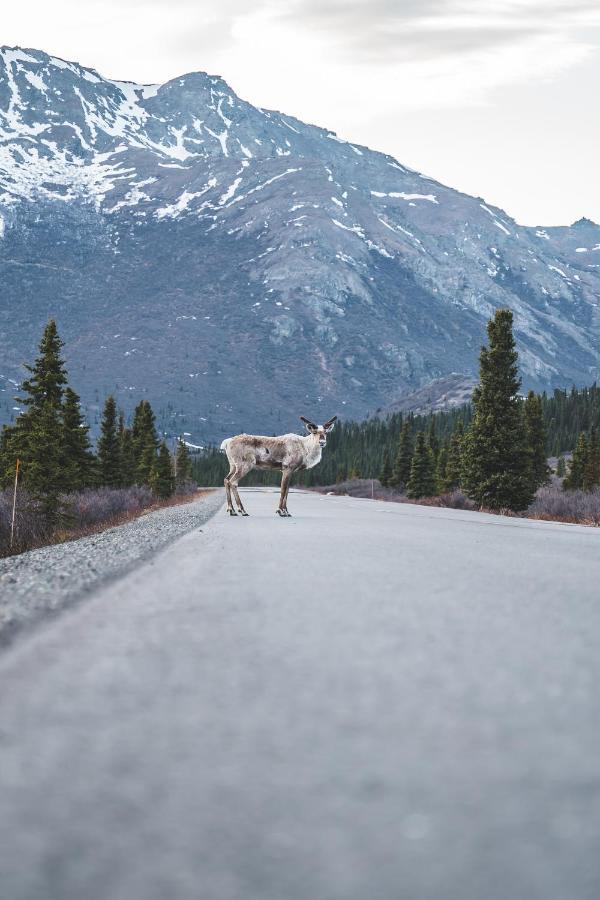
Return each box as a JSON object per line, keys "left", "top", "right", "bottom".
{"left": 300, "top": 415, "right": 317, "bottom": 429}
{"left": 323, "top": 415, "right": 338, "bottom": 429}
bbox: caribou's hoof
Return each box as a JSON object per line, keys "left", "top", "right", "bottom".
{"left": 239, "top": 510, "right": 249, "bottom": 517}
{"left": 276, "top": 509, "right": 285, "bottom": 517}
{"left": 284, "top": 510, "right": 292, "bottom": 517}
{"left": 227, "top": 509, "right": 238, "bottom": 516}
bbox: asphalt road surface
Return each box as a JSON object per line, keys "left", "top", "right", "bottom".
{"left": 1, "top": 489, "right": 599, "bottom": 900}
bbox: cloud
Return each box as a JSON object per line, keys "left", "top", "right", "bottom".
{"left": 272, "top": 0, "right": 600, "bottom": 63}
{"left": 52, "top": 0, "right": 599, "bottom": 68}
{"left": 7, "top": 1, "right": 599, "bottom": 81}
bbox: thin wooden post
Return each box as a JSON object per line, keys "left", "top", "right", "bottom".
{"left": 10, "top": 458, "right": 20, "bottom": 551}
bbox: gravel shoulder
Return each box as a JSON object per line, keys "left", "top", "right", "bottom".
{"left": 0, "top": 488, "right": 224, "bottom": 646}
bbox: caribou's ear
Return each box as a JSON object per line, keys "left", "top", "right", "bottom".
{"left": 300, "top": 415, "right": 317, "bottom": 432}
{"left": 323, "top": 415, "right": 338, "bottom": 432}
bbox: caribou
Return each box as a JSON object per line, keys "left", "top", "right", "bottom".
{"left": 220, "top": 415, "right": 337, "bottom": 517}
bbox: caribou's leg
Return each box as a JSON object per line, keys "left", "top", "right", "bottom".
{"left": 282, "top": 467, "right": 295, "bottom": 516}
{"left": 276, "top": 468, "right": 293, "bottom": 517}
{"left": 231, "top": 474, "right": 249, "bottom": 516}
{"left": 231, "top": 463, "right": 251, "bottom": 516}
{"left": 224, "top": 465, "right": 237, "bottom": 516}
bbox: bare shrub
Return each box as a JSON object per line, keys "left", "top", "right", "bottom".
{"left": 174, "top": 479, "right": 198, "bottom": 497}
{"left": 426, "top": 490, "right": 477, "bottom": 511}
{"left": 314, "top": 478, "right": 399, "bottom": 501}
{"left": 0, "top": 490, "right": 52, "bottom": 557}
{"left": 63, "top": 486, "right": 155, "bottom": 529}
{"left": 528, "top": 485, "right": 600, "bottom": 525}
{"left": 1, "top": 485, "right": 160, "bottom": 557}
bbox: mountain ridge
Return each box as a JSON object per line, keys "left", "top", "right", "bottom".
{"left": 1, "top": 45, "right": 599, "bottom": 443}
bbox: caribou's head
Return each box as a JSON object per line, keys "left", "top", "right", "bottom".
{"left": 300, "top": 415, "right": 337, "bottom": 448}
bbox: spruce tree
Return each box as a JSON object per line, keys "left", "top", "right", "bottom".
{"left": 407, "top": 431, "right": 436, "bottom": 499}
{"left": 61, "top": 387, "right": 95, "bottom": 491}
{"left": 556, "top": 455, "right": 566, "bottom": 478}
{"left": 390, "top": 420, "right": 413, "bottom": 489}
{"left": 427, "top": 417, "right": 439, "bottom": 461}
{"left": 435, "top": 441, "right": 449, "bottom": 493}
{"left": 132, "top": 400, "right": 158, "bottom": 485}
{"left": 118, "top": 416, "right": 136, "bottom": 488}
{"left": 524, "top": 390, "right": 549, "bottom": 491}
{"left": 150, "top": 441, "right": 175, "bottom": 498}
{"left": 97, "top": 396, "right": 121, "bottom": 487}
{"left": 0, "top": 320, "right": 69, "bottom": 526}
{"left": 19, "top": 319, "right": 68, "bottom": 410}
{"left": 444, "top": 421, "right": 464, "bottom": 491}
{"left": 21, "top": 401, "right": 67, "bottom": 525}
{"left": 379, "top": 450, "right": 392, "bottom": 487}
{"left": 462, "top": 309, "right": 534, "bottom": 511}
{"left": 563, "top": 432, "right": 588, "bottom": 490}
{"left": 583, "top": 427, "right": 600, "bottom": 491}
{"left": 175, "top": 438, "right": 192, "bottom": 487}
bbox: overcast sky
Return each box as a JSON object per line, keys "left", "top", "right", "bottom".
{"left": 3, "top": 1, "right": 599, "bottom": 225}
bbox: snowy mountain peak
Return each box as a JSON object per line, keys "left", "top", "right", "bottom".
{"left": 1, "top": 47, "right": 600, "bottom": 440}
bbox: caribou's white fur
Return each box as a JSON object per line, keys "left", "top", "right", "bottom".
{"left": 220, "top": 415, "right": 337, "bottom": 516}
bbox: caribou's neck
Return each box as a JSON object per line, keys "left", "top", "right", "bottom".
{"left": 302, "top": 433, "right": 323, "bottom": 469}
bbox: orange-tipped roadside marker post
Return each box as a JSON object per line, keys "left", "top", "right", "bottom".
{"left": 10, "top": 458, "right": 20, "bottom": 551}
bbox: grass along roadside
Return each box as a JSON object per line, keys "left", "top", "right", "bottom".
{"left": 0, "top": 485, "right": 215, "bottom": 559}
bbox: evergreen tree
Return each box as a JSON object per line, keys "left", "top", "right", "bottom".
{"left": 150, "top": 441, "right": 175, "bottom": 498}
{"left": 427, "top": 417, "right": 439, "bottom": 461}
{"left": 61, "top": 387, "right": 95, "bottom": 491}
{"left": 0, "top": 320, "right": 69, "bottom": 526}
{"left": 390, "top": 420, "right": 413, "bottom": 489}
{"left": 524, "top": 390, "right": 549, "bottom": 491}
{"left": 19, "top": 319, "right": 68, "bottom": 410}
{"left": 379, "top": 450, "right": 392, "bottom": 487}
{"left": 435, "top": 441, "right": 449, "bottom": 493}
{"left": 175, "top": 438, "right": 192, "bottom": 487}
{"left": 97, "top": 396, "right": 121, "bottom": 487}
{"left": 20, "top": 401, "right": 66, "bottom": 525}
{"left": 563, "top": 432, "right": 588, "bottom": 490}
{"left": 444, "top": 421, "right": 464, "bottom": 491}
{"left": 118, "top": 416, "right": 136, "bottom": 488}
{"left": 407, "top": 431, "right": 436, "bottom": 499}
{"left": 462, "top": 309, "right": 534, "bottom": 511}
{"left": 132, "top": 400, "right": 158, "bottom": 485}
{"left": 556, "top": 455, "right": 566, "bottom": 478}
{"left": 583, "top": 427, "right": 600, "bottom": 491}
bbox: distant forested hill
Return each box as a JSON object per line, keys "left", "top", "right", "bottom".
{"left": 192, "top": 383, "right": 600, "bottom": 486}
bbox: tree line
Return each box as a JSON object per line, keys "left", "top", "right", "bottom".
{"left": 192, "top": 309, "right": 600, "bottom": 512}
{"left": 5, "top": 315, "right": 599, "bottom": 522}
{"left": 0, "top": 321, "right": 193, "bottom": 526}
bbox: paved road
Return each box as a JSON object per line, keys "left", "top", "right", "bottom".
{"left": 1, "top": 489, "right": 599, "bottom": 900}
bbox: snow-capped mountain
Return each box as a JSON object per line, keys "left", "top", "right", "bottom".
{"left": 1, "top": 46, "right": 599, "bottom": 442}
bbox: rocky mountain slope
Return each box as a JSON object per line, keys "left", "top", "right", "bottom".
{"left": 373, "top": 374, "right": 478, "bottom": 418}
{"left": 1, "top": 46, "right": 599, "bottom": 443}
